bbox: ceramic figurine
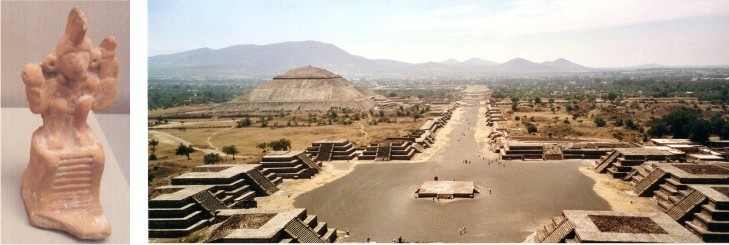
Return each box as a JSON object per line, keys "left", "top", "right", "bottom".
{"left": 20, "top": 6, "right": 118, "bottom": 240}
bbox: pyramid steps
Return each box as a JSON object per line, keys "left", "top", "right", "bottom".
{"left": 148, "top": 220, "right": 210, "bottom": 239}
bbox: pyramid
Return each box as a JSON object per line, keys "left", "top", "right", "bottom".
{"left": 214, "top": 66, "right": 377, "bottom": 114}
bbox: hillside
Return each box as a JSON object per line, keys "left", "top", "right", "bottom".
{"left": 149, "top": 41, "right": 597, "bottom": 79}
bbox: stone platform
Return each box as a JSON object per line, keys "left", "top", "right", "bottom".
{"left": 416, "top": 181, "right": 478, "bottom": 198}
{"left": 204, "top": 208, "right": 337, "bottom": 243}
{"left": 533, "top": 210, "right": 701, "bottom": 243}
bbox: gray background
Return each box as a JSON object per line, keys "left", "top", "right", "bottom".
{"left": 1, "top": 0, "right": 130, "bottom": 114}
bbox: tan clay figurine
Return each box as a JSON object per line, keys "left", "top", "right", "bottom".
{"left": 20, "top": 6, "right": 118, "bottom": 240}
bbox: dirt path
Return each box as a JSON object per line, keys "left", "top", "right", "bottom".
{"left": 357, "top": 122, "right": 368, "bottom": 138}
{"left": 149, "top": 130, "right": 251, "bottom": 159}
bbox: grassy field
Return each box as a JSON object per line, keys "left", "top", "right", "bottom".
{"left": 496, "top": 98, "right": 727, "bottom": 143}
{"left": 148, "top": 114, "right": 426, "bottom": 193}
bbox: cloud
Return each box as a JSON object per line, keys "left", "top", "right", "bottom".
{"left": 390, "top": 0, "right": 729, "bottom": 35}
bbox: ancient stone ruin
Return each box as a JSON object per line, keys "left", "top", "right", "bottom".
{"left": 358, "top": 139, "right": 418, "bottom": 161}
{"left": 258, "top": 150, "right": 321, "bottom": 179}
{"left": 214, "top": 66, "right": 378, "bottom": 115}
{"left": 416, "top": 181, "right": 479, "bottom": 199}
{"left": 594, "top": 147, "right": 675, "bottom": 178}
{"left": 306, "top": 139, "right": 359, "bottom": 161}
{"left": 148, "top": 163, "right": 337, "bottom": 242}
{"left": 628, "top": 162, "right": 729, "bottom": 241}
{"left": 204, "top": 208, "right": 337, "bottom": 243}
{"left": 358, "top": 111, "right": 452, "bottom": 161}
{"left": 532, "top": 210, "right": 701, "bottom": 243}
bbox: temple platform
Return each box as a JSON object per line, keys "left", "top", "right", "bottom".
{"left": 533, "top": 210, "right": 701, "bottom": 243}
{"left": 416, "top": 181, "right": 478, "bottom": 199}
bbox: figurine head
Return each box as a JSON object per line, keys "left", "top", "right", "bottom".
{"left": 49, "top": 7, "right": 94, "bottom": 82}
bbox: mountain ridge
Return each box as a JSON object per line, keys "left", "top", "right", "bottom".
{"left": 148, "top": 40, "right": 642, "bottom": 79}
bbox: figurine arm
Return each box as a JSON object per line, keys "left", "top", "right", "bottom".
{"left": 21, "top": 63, "right": 50, "bottom": 114}
{"left": 92, "top": 37, "right": 119, "bottom": 110}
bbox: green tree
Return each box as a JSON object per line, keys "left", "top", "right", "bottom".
{"left": 236, "top": 117, "right": 252, "bottom": 128}
{"left": 149, "top": 138, "right": 159, "bottom": 156}
{"left": 690, "top": 120, "right": 710, "bottom": 142}
{"left": 720, "top": 124, "right": 729, "bottom": 140}
{"left": 606, "top": 91, "right": 619, "bottom": 102}
{"left": 175, "top": 143, "right": 195, "bottom": 160}
{"left": 268, "top": 138, "right": 292, "bottom": 151}
{"left": 709, "top": 114, "right": 726, "bottom": 134}
{"left": 647, "top": 119, "right": 669, "bottom": 137}
{"left": 594, "top": 117, "right": 607, "bottom": 127}
{"left": 526, "top": 124, "right": 538, "bottom": 133}
{"left": 203, "top": 153, "right": 222, "bottom": 164}
{"left": 413, "top": 113, "right": 423, "bottom": 122}
{"left": 625, "top": 119, "right": 640, "bottom": 130}
{"left": 614, "top": 118, "right": 624, "bottom": 127}
{"left": 222, "top": 145, "right": 239, "bottom": 160}
{"left": 256, "top": 142, "right": 268, "bottom": 152}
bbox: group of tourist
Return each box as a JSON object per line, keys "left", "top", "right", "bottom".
{"left": 459, "top": 226, "right": 467, "bottom": 235}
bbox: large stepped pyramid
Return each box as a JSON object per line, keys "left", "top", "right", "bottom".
{"left": 214, "top": 66, "right": 377, "bottom": 115}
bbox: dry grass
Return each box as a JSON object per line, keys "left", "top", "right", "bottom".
{"left": 148, "top": 116, "right": 424, "bottom": 192}
{"left": 149, "top": 104, "right": 217, "bottom": 118}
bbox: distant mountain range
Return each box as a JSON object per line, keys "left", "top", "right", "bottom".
{"left": 148, "top": 40, "right": 658, "bottom": 79}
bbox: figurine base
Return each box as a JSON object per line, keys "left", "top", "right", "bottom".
{"left": 21, "top": 128, "right": 110, "bottom": 240}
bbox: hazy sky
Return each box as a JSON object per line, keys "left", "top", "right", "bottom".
{"left": 149, "top": 0, "right": 729, "bottom": 67}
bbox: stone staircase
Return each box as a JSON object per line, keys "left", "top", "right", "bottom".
{"left": 283, "top": 218, "right": 324, "bottom": 243}
{"left": 594, "top": 151, "right": 620, "bottom": 173}
{"left": 259, "top": 168, "right": 283, "bottom": 186}
{"left": 375, "top": 142, "right": 391, "bottom": 161}
{"left": 314, "top": 143, "right": 333, "bottom": 161}
{"left": 50, "top": 156, "right": 95, "bottom": 211}
{"left": 260, "top": 151, "right": 320, "bottom": 179}
{"left": 306, "top": 139, "right": 359, "bottom": 161}
{"left": 534, "top": 215, "right": 576, "bottom": 243}
{"left": 597, "top": 149, "right": 673, "bottom": 179}
{"left": 631, "top": 168, "right": 668, "bottom": 197}
{"left": 286, "top": 211, "right": 338, "bottom": 243}
{"left": 246, "top": 168, "right": 280, "bottom": 195}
